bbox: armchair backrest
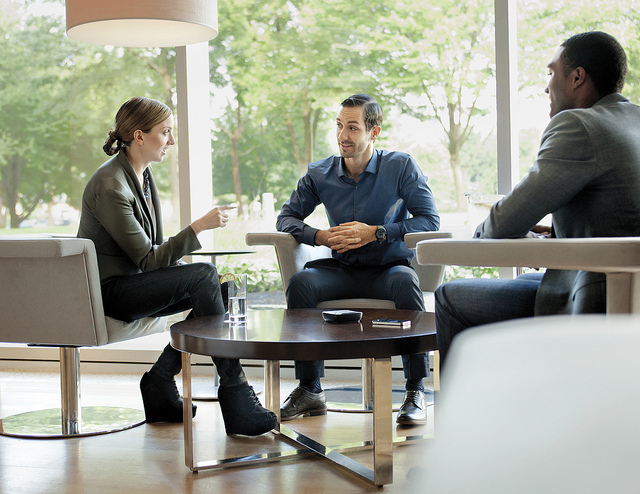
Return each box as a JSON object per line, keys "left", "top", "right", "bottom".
{"left": 0, "top": 235, "right": 109, "bottom": 346}
{"left": 0, "top": 235, "right": 166, "bottom": 347}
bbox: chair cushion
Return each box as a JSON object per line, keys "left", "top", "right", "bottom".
{"left": 105, "top": 316, "right": 168, "bottom": 344}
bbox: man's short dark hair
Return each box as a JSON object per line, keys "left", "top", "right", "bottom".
{"left": 340, "top": 93, "right": 383, "bottom": 131}
{"left": 560, "top": 31, "right": 627, "bottom": 97}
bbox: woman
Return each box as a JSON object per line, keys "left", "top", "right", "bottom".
{"left": 77, "top": 96, "right": 276, "bottom": 436}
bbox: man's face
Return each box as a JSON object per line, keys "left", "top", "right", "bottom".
{"left": 545, "top": 47, "right": 576, "bottom": 118}
{"left": 335, "top": 106, "right": 378, "bottom": 161}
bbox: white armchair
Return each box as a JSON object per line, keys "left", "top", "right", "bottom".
{"left": 415, "top": 237, "right": 640, "bottom": 314}
{"left": 418, "top": 314, "right": 640, "bottom": 493}
{"left": 0, "top": 235, "right": 167, "bottom": 437}
{"left": 245, "top": 230, "right": 452, "bottom": 410}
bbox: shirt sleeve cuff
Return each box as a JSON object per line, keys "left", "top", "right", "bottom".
{"left": 302, "top": 226, "right": 320, "bottom": 246}
{"left": 385, "top": 223, "right": 400, "bottom": 242}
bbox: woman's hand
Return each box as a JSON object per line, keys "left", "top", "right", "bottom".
{"left": 190, "top": 205, "right": 236, "bottom": 235}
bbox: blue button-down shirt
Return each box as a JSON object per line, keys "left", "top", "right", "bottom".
{"left": 277, "top": 149, "right": 440, "bottom": 267}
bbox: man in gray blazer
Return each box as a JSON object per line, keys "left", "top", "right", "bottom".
{"left": 435, "top": 31, "right": 640, "bottom": 366}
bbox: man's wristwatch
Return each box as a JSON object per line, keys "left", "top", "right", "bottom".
{"left": 375, "top": 225, "right": 387, "bottom": 243}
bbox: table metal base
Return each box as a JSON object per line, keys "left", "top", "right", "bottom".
{"left": 180, "top": 353, "right": 429, "bottom": 486}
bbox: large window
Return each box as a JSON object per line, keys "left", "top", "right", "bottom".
{"left": 208, "top": 0, "right": 499, "bottom": 221}
{"left": 1, "top": 0, "right": 500, "bottom": 233}
{"left": 1, "top": 0, "right": 638, "bottom": 279}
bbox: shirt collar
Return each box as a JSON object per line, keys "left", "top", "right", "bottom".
{"left": 337, "top": 149, "right": 380, "bottom": 178}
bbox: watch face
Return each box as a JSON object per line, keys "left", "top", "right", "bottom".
{"left": 376, "top": 227, "right": 386, "bottom": 241}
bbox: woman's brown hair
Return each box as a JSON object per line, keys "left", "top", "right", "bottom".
{"left": 103, "top": 97, "right": 172, "bottom": 156}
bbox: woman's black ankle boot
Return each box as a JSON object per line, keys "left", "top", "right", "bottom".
{"left": 218, "top": 383, "right": 277, "bottom": 436}
{"left": 140, "top": 371, "right": 197, "bottom": 423}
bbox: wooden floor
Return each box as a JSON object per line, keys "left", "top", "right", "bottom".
{"left": 0, "top": 370, "right": 435, "bottom": 494}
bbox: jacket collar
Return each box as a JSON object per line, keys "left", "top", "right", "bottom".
{"left": 113, "top": 151, "right": 163, "bottom": 241}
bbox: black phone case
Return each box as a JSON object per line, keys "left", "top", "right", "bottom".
{"left": 322, "top": 310, "right": 363, "bottom": 323}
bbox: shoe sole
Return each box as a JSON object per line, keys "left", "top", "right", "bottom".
{"left": 143, "top": 403, "right": 197, "bottom": 423}
{"left": 280, "top": 408, "right": 328, "bottom": 421}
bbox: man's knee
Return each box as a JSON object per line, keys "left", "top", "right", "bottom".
{"left": 388, "top": 267, "right": 423, "bottom": 310}
{"left": 388, "top": 266, "right": 419, "bottom": 285}
{"left": 435, "top": 279, "right": 470, "bottom": 308}
{"left": 286, "top": 271, "right": 317, "bottom": 308}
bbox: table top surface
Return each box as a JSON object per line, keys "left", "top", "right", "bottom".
{"left": 170, "top": 308, "right": 437, "bottom": 361}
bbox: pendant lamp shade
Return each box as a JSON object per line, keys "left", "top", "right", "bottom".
{"left": 65, "top": 0, "right": 218, "bottom": 47}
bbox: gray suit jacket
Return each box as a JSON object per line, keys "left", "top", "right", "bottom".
{"left": 77, "top": 151, "right": 200, "bottom": 283}
{"left": 475, "top": 93, "right": 640, "bottom": 314}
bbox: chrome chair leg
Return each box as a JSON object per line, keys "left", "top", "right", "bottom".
{"left": 0, "top": 346, "right": 145, "bottom": 438}
{"left": 60, "top": 347, "right": 82, "bottom": 435}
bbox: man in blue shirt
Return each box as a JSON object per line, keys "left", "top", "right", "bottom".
{"left": 277, "top": 93, "right": 440, "bottom": 426}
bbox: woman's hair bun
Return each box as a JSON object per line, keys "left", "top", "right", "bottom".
{"left": 103, "top": 130, "right": 123, "bottom": 156}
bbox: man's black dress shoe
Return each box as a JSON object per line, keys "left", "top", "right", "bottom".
{"left": 280, "top": 385, "right": 327, "bottom": 421}
{"left": 140, "top": 371, "right": 197, "bottom": 423}
{"left": 396, "top": 390, "right": 427, "bottom": 425}
{"left": 218, "top": 383, "right": 278, "bottom": 436}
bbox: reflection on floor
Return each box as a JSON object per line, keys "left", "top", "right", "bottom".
{"left": 0, "top": 370, "right": 435, "bottom": 494}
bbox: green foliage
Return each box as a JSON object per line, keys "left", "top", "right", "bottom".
{"left": 443, "top": 265, "right": 544, "bottom": 283}
{"left": 0, "top": 12, "right": 71, "bottom": 226}
{"left": 366, "top": 0, "right": 497, "bottom": 211}
{"left": 443, "top": 265, "right": 499, "bottom": 283}
{"left": 218, "top": 257, "right": 283, "bottom": 293}
{"left": 208, "top": 0, "right": 383, "bottom": 212}
{"left": 0, "top": 3, "right": 174, "bottom": 227}
{"left": 3, "top": 0, "right": 640, "bottom": 229}
{"left": 518, "top": 0, "right": 640, "bottom": 104}
{"left": 211, "top": 108, "right": 310, "bottom": 207}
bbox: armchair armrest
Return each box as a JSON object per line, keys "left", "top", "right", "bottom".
{"left": 0, "top": 235, "right": 94, "bottom": 258}
{"left": 404, "top": 231, "right": 453, "bottom": 249}
{"left": 415, "top": 237, "right": 640, "bottom": 273}
{"left": 245, "top": 232, "right": 331, "bottom": 292}
{"left": 416, "top": 237, "right": 640, "bottom": 314}
{"left": 406, "top": 232, "right": 453, "bottom": 293}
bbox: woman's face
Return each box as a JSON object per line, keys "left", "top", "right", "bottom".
{"left": 141, "top": 115, "right": 175, "bottom": 163}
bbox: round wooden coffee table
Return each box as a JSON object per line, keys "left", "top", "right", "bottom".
{"left": 170, "top": 308, "right": 437, "bottom": 486}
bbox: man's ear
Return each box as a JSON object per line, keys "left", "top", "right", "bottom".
{"left": 573, "top": 66, "right": 588, "bottom": 88}
{"left": 371, "top": 125, "right": 381, "bottom": 142}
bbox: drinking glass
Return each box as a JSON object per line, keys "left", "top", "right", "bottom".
{"left": 228, "top": 274, "right": 247, "bottom": 322}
